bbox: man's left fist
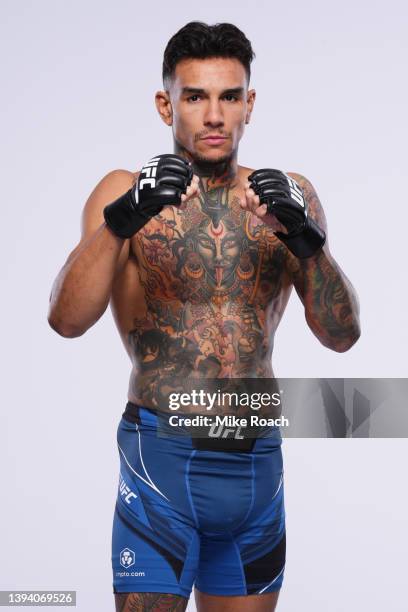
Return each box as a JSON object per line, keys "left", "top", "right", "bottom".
{"left": 246, "top": 169, "right": 326, "bottom": 258}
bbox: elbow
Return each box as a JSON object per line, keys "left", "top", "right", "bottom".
{"left": 327, "top": 324, "right": 361, "bottom": 353}
{"left": 306, "top": 312, "right": 361, "bottom": 353}
{"left": 47, "top": 314, "right": 86, "bottom": 339}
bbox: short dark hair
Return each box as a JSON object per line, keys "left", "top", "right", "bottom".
{"left": 162, "top": 21, "right": 255, "bottom": 87}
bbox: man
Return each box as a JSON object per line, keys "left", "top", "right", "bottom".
{"left": 48, "top": 21, "right": 360, "bottom": 612}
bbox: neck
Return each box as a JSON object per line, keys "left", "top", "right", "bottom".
{"left": 174, "top": 141, "right": 239, "bottom": 189}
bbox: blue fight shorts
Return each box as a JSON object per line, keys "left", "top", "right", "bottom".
{"left": 112, "top": 402, "right": 286, "bottom": 598}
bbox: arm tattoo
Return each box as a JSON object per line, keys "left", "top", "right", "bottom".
{"left": 297, "top": 251, "right": 360, "bottom": 350}
{"left": 287, "top": 173, "right": 360, "bottom": 351}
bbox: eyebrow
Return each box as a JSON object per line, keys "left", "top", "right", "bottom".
{"left": 181, "top": 87, "right": 245, "bottom": 96}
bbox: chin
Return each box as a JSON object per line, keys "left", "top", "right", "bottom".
{"left": 192, "top": 149, "right": 233, "bottom": 166}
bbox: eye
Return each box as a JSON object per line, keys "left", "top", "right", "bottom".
{"left": 198, "top": 236, "right": 214, "bottom": 249}
{"left": 223, "top": 94, "right": 238, "bottom": 102}
{"left": 187, "top": 94, "right": 201, "bottom": 102}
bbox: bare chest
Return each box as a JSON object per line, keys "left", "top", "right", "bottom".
{"left": 130, "top": 190, "right": 289, "bottom": 310}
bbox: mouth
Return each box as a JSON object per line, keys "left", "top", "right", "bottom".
{"left": 201, "top": 136, "right": 228, "bottom": 146}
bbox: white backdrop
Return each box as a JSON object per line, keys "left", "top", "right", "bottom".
{"left": 1, "top": 0, "right": 407, "bottom": 610}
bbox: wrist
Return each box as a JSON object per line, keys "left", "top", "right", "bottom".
{"left": 275, "top": 216, "right": 326, "bottom": 258}
{"left": 103, "top": 188, "right": 151, "bottom": 239}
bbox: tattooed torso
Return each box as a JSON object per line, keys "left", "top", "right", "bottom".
{"left": 110, "top": 165, "right": 294, "bottom": 410}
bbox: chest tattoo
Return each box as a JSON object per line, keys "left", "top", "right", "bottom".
{"left": 129, "top": 180, "right": 287, "bottom": 381}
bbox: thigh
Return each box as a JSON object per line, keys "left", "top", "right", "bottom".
{"left": 112, "top": 412, "right": 201, "bottom": 600}
{"left": 115, "top": 592, "right": 188, "bottom": 611}
{"left": 194, "top": 588, "right": 280, "bottom": 612}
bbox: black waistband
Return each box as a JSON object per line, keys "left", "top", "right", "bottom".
{"left": 122, "top": 401, "right": 257, "bottom": 452}
{"left": 122, "top": 401, "right": 156, "bottom": 424}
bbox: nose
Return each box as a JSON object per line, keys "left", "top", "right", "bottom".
{"left": 203, "top": 99, "right": 224, "bottom": 128}
{"left": 214, "top": 238, "right": 223, "bottom": 263}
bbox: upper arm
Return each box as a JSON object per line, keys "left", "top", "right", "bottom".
{"left": 67, "top": 169, "right": 137, "bottom": 268}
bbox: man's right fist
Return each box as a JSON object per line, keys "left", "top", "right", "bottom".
{"left": 103, "top": 154, "right": 194, "bottom": 238}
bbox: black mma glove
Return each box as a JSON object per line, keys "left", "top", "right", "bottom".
{"left": 247, "top": 169, "right": 326, "bottom": 258}
{"left": 103, "top": 154, "right": 193, "bottom": 238}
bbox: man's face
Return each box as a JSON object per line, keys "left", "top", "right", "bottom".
{"left": 162, "top": 57, "right": 255, "bottom": 164}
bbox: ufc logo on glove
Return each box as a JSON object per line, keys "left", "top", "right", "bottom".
{"left": 285, "top": 175, "right": 305, "bottom": 208}
{"left": 139, "top": 157, "right": 160, "bottom": 190}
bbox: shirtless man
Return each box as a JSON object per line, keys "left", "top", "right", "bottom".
{"left": 48, "top": 21, "right": 360, "bottom": 612}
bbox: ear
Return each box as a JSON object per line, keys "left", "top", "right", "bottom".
{"left": 245, "top": 89, "right": 256, "bottom": 124}
{"left": 155, "top": 90, "right": 173, "bottom": 126}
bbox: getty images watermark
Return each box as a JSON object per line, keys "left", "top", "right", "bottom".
{"left": 167, "top": 389, "right": 289, "bottom": 428}
{"left": 155, "top": 378, "right": 408, "bottom": 438}
{"left": 168, "top": 389, "right": 282, "bottom": 411}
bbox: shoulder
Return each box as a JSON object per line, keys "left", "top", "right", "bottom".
{"left": 286, "top": 171, "right": 314, "bottom": 192}
{"left": 91, "top": 168, "right": 137, "bottom": 195}
{"left": 81, "top": 168, "right": 137, "bottom": 238}
{"left": 83, "top": 169, "right": 138, "bottom": 215}
{"left": 286, "top": 172, "right": 318, "bottom": 205}
{"left": 285, "top": 172, "right": 320, "bottom": 203}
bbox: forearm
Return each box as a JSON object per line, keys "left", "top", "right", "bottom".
{"left": 294, "top": 247, "right": 361, "bottom": 352}
{"left": 48, "top": 223, "right": 125, "bottom": 337}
